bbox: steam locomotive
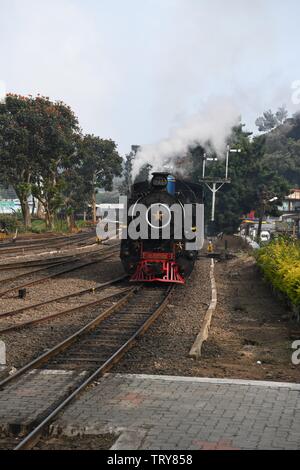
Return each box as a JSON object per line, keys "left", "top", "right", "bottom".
{"left": 120, "top": 172, "right": 204, "bottom": 284}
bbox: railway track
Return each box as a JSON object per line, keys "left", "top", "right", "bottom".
{"left": 0, "top": 255, "right": 80, "bottom": 271}
{"left": 0, "top": 231, "right": 96, "bottom": 257}
{"left": 0, "top": 241, "right": 119, "bottom": 279}
{"left": 0, "top": 275, "right": 129, "bottom": 333}
{"left": 0, "top": 231, "right": 82, "bottom": 246}
{"left": 0, "top": 238, "right": 114, "bottom": 270}
{"left": 0, "top": 244, "right": 120, "bottom": 298}
{"left": 0, "top": 284, "right": 174, "bottom": 450}
{"left": 0, "top": 229, "right": 94, "bottom": 247}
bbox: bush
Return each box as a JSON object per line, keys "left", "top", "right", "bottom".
{"left": 31, "top": 219, "right": 47, "bottom": 233}
{"left": 256, "top": 238, "right": 300, "bottom": 307}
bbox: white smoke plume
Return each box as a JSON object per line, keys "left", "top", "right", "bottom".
{"left": 133, "top": 97, "right": 240, "bottom": 177}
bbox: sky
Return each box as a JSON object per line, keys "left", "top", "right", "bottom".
{"left": 1, "top": 0, "right": 300, "bottom": 157}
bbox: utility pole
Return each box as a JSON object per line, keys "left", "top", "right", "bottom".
{"left": 205, "top": 180, "right": 226, "bottom": 222}
{"left": 210, "top": 182, "right": 219, "bottom": 222}
{"left": 200, "top": 147, "right": 240, "bottom": 222}
{"left": 256, "top": 191, "right": 267, "bottom": 243}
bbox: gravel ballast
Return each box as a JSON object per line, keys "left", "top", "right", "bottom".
{"left": 115, "top": 257, "right": 212, "bottom": 376}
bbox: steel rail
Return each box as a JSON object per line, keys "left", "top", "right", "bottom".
{"left": 0, "top": 275, "right": 128, "bottom": 320}
{"left": 0, "top": 286, "right": 132, "bottom": 334}
{"left": 0, "top": 256, "right": 79, "bottom": 271}
{"left": 0, "top": 248, "right": 120, "bottom": 298}
{"left": 0, "top": 243, "right": 118, "bottom": 283}
{"left": 0, "top": 230, "right": 93, "bottom": 248}
{"left": 0, "top": 230, "right": 94, "bottom": 249}
{"left": 0, "top": 259, "right": 78, "bottom": 284}
{"left": 0, "top": 232, "right": 96, "bottom": 255}
{"left": 0, "top": 240, "right": 119, "bottom": 270}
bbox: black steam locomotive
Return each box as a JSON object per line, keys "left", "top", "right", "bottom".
{"left": 120, "top": 172, "right": 204, "bottom": 284}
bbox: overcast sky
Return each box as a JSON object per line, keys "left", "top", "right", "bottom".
{"left": 1, "top": 0, "right": 300, "bottom": 156}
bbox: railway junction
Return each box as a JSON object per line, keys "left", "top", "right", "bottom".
{"left": 0, "top": 232, "right": 299, "bottom": 450}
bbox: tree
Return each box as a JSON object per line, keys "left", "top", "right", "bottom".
{"left": 276, "top": 106, "right": 288, "bottom": 125}
{"left": 0, "top": 94, "right": 39, "bottom": 228}
{"left": 0, "top": 94, "right": 124, "bottom": 232}
{"left": 255, "top": 106, "right": 288, "bottom": 132}
{"left": 30, "top": 97, "right": 80, "bottom": 230}
{"left": 61, "top": 160, "right": 92, "bottom": 231}
{"left": 262, "top": 111, "right": 300, "bottom": 187}
{"left": 79, "top": 135, "right": 123, "bottom": 223}
{"left": 0, "top": 94, "right": 80, "bottom": 230}
{"left": 119, "top": 152, "right": 134, "bottom": 195}
{"left": 134, "top": 163, "right": 153, "bottom": 183}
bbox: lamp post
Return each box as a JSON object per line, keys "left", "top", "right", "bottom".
{"left": 256, "top": 193, "right": 278, "bottom": 243}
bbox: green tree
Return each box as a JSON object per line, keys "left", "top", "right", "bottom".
{"left": 0, "top": 94, "right": 80, "bottom": 229}
{"left": 79, "top": 135, "right": 123, "bottom": 223}
{"left": 30, "top": 97, "right": 80, "bottom": 230}
{"left": 61, "top": 159, "right": 92, "bottom": 230}
{"left": 262, "top": 112, "right": 300, "bottom": 187}
{"left": 0, "top": 94, "right": 39, "bottom": 228}
{"left": 119, "top": 152, "right": 134, "bottom": 195}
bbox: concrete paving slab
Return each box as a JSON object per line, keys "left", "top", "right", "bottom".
{"left": 51, "top": 373, "right": 300, "bottom": 450}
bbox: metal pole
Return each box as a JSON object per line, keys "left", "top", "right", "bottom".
{"left": 256, "top": 199, "right": 266, "bottom": 243}
{"left": 202, "top": 153, "right": 206, "bottom": 179}
{"left": 225, "top": 145, "right": 229, "bottom": 180}
{"left": 211, "top": 183, "right": 216, "bottom": 222}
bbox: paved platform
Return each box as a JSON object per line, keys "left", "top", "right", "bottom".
{"left": 52, "top": 373, "right": 300, "bottom": 450}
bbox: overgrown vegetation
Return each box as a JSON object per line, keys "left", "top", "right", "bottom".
{"left": 256, "top": 238, "right": 300, "bottom": 309}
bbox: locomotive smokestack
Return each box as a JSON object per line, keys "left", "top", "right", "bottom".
{"left": 150, "top": 172, "right": 176, "bottom": 196}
